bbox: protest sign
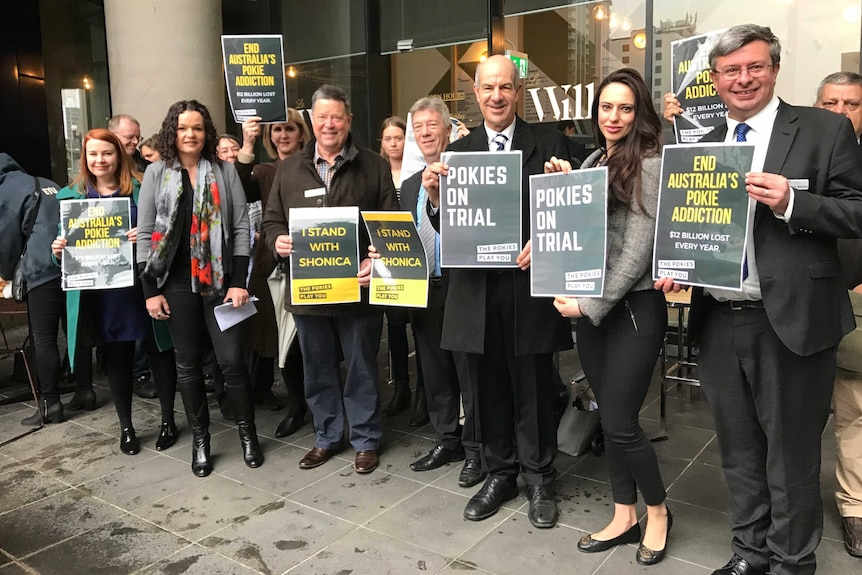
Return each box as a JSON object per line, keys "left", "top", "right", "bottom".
{"left": 60, "top": 198, "right": 133, "bottom": 290}
{"left": 439, "top": 151, "right": 522, "bottom": 267}
{"left": 653, "top": 144, "right": 754, "bottom": 289}
{"left": 289, "top": 206, "right": 360, "bottom": 304}
{"left": 671, "top": 29, "right": 728, "bottom": 143}
{"left": 222, "top": 34, "right": 288, "bottom": 123}
{"left": 363, "top": 211, "right": 428, "bottom": 308}
{"left": 529, "top": 168, "right": 607, "bottom": 297}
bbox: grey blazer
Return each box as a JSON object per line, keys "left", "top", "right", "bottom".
{"left": 577, "top": 149, "right": 661, "bottom": 325}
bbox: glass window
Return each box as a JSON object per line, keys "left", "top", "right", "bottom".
{"left": 281, "top": 0, "right": 365, "bottom": 62}
{"left": 380, "top": 0, "right": 487, "bottom": 53}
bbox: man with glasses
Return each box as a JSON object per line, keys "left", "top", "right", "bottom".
{"left": 108, "top": 114, "right": 147, "bottom": 172}
{"left": 659, "top": 25, "right": 862, "bottom": 575}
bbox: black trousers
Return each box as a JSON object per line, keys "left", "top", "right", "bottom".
{"left": 472, "top": 273, "right": 557, "bottom": 486}
{"left": 577, "top": 289, "right": 667, "bottom": 506}
{"left": 412, "top": 279, "right": 479, "bottom": 458}
{"left": 385, "top": 308, "right": 410, "bottom": 384}
{"left": 698, "top": 300, "right": 835, "bottom": 575}
{"left": 27, "top": 280, "right": 64, "bottom": 402}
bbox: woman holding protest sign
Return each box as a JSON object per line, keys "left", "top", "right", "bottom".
{"left": 51, "top": 129, "right": 178, "bottom": 455}
{"left": 553, "top": 69, "right": 671, "bottom": 565}
{"left": 137, "top": 100, "right": 262, "bottom": 477}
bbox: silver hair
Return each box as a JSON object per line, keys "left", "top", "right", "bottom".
{"left": 311, "top": 84, "right": 351, "bottom": 115}
{"left": 815, "top": 71, "right": 862, "bottom": 103}
{"left": 408, "top": 97, "right": 451, "bottom": 125}
{"left": 108, "top": 114, "right": 140, "bottom": 132}
{"left": 709, "top": 24, "right": 781, "bottom": 70}
{"left": 474, "top": 55, "right": 520, "bottom": 86}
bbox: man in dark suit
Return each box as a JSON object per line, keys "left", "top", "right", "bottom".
{"left": 423, "top": 54, "right": 573, "bottom": 529}
{"left": 396, "top": 96, "right": 484, "bottom": 488}
{"left": 658, "top": 25, "right": 862, "bottom": 575}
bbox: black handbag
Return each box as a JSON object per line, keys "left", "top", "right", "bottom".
{"left": 11, "top": 176, "right": 43, "bottom": 303}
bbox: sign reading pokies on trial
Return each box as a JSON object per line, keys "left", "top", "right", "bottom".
{"left": 653, "top": 144, "right": 754, "bottom": 290}
{"left": 363, "top": 211, "right": 429, "bottom": 308}
{"left": 221, "top": 34, "right": 288, "bottom": 123}
{"left": 529, "top": 168, "right": 608, "bottom": 297}
{"left": 289, "top": 206, "right": 360, "bottom": 305}
{"left": 60, "top": 198, "right": 134, "bottom": 290}
{"left": 439, "top": 151, "right": 522, "bottom": 267}
{"left": 671, "top": 29, "right": 728, "bottom": 143}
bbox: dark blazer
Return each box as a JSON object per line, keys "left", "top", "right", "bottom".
{"left": 688, "top": 100, "right": 862, "bottom": 356}
{"left": 433, "top": 117, "right": 574, "bottom": 356}
{"left": 400, "top": 169, "right": 423, "bottom": 223}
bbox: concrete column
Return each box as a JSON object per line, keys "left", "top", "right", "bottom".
{"left": 104, "top": 0, "right": 225, "bottom": 138}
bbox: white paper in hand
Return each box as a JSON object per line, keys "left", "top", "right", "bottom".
{"left": 214, "top": 296, "right": 259, "bottom": 332}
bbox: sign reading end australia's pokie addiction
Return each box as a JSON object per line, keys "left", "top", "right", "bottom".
{"left": 439, "top": 151, "right": 522, "bottom": 268}
{"left": 61, "top": 198, "right": 134, "bottom": 291}
{"left": 653, "top": 144, "right": 754, "bottom": 290}
{"left": 289, "top": 207, "right": 360, "bottom": 305}
{"left": 671, "top": 29, "right": 728, "bottom": 143}
{"left": 363, "top": 211, "right": 429, "bottom": 308}
{"left": 529, "top": 168, "right": 608, "bottom": 297}
{"left": 221, "top": 34, "right": 288, "bottom": 124}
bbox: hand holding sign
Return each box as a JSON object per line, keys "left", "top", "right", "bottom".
{"left": 745, "top": 172, "right": 791, "bottom": 214}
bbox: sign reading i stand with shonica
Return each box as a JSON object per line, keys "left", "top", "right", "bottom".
{"left": 529, "top": 167, "right": 608, "bottom": 297}
{"left": 363, "top": 211, "right": 429, "bottom": 308}
{"left": 439, "top": 151, "right": 522, "bottom": 268}
{"left": 221, "top": 34, "right": 288, "bottom": 124}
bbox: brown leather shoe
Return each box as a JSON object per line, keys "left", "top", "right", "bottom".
{"left": 845, "top": 516, "right": 862, "bottom": 557}
{"left": 354, "top": 450, "right": 379, "bottom": 474}
{"left": 299, "top": 447, "right": 336, "bottom": 469}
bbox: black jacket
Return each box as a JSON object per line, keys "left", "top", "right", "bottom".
{"left": 0, "top": 153, "right": 62, "bottom": 293}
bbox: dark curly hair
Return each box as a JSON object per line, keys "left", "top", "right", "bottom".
{"left": 156, "top": 100, "right": 219, "bottom": 166}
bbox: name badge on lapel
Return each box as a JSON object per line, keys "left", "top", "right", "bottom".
{"left": 304, "top": 187, "right": 326, "bottom": 198}
{"left": 787, "top": 179, "right": 809, "bottom": 191}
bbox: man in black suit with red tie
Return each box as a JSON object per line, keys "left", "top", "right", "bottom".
{"left": 423, "top": 54, "right": 573, "bottom": 529}
{"left": 658, "top": 25, "right": 862, "bottom": 575}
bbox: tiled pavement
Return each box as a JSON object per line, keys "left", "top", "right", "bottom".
{"left": 0, "top": 330, "right": 858, "bottom": 574}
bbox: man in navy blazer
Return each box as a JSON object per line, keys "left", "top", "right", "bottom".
{"left": 423, "top": 55, "right": 573, "bottom": 529}
{"left": 659, "top": 25, "right": 862, "bottom": 575}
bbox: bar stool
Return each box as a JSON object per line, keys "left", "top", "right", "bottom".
{"left": 0, "top": 298, "right": 43, "bottom": 444}
{"left": 657, "top": 289, "right": 699, "bottom": 438}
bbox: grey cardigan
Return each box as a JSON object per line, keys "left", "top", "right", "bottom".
{"left": 577, "top": 149, "right": 661, "bottom": 325}
{"left": 136, "top": 159, "right": 250, "bottom": 289}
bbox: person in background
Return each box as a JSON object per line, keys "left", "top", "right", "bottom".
{"left": 137, "top": 100, "right": 262, "bottom": 476}
{"left": 555, "top": 68, "right": 671, "bottom": 565}
{"left": 378, "top": 115, "right": 428, "bottom": 426}
{"left": 657, "top": 25, "right": 862, "bottom": 575}
{"left": 52, "top": 129, "right": 179, "bottom": 453}
{"left": 109, "top": 113, "right": 148, "bottom": 174}
{"left": 217, "top": 134, "right": 241, "bottom": 164}
{"left": 139, "top": 135, "right": 161, "bottom": 163}
{"left": 236, "top": 110, "right": 311, "bottom": 436}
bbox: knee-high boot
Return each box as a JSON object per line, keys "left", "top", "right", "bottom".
{"left": 178, "top": 382, "right": 212, "bottom": 477}
{"left": 276, "top": 340, "right": 306, "bottom": 438}
{"left": 225, "top": 383, "right": 264, "bottom": 468}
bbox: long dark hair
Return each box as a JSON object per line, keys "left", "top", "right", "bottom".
{"left": 591, "top": 68, "right": 662, "bottom": 212}
{"left": 157, "top": 100, "right": 219, "bottom": 166}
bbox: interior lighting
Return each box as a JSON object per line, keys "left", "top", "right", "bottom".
{"left": 593, "top": 4, "right": 607, "bottom": 20}
{"left": 287, "top": 66, "right": 297, "bottom": 78}
{"left": 843, "top": 4, "right": 861, "bottom": 23}
{"left": 633, "top": 32, "right": 647, "bottom": 50}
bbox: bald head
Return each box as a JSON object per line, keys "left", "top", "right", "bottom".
{"left": 473, "top": 55, "right": 521, "bottom": 132}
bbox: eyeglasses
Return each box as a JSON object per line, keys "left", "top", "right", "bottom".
{"left": 712, "top": 63, "right": 773, "bottom": 81}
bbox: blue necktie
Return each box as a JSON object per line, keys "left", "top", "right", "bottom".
{"left": 736, "top": 122, "right": 751, "bottom": 280}
{"left": 493, "top": 133, "right": 508, "bottom": 151}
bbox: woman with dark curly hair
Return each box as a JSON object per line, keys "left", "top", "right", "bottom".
{"left": 137, "top": 99, "right": 263, "bottom": 476}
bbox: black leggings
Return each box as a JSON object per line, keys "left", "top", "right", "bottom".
{"left": 27, "top": 280, "right": 64, "bottom": 403}
{"left": 576, "top": 289, "right": 668, "bottom": 506}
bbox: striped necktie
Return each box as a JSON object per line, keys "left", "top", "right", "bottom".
{"left": 493, "top": 133, "right": 508, "bottom": 151}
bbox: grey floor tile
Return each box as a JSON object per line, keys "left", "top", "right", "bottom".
{"left": 552, "top": 472, "right": 642, "bottom": 534}
{"left": 666, "top": 461, "right": 729, "bottom": 513}
{"left": 650, "top": 501, "right": 731, "bottom": 570}
{"left": 0, "top": 458, "right": 70, "bottom": 515}
{"left": 137, "top": 543, "right": 262, "bottom": 575}
{"left": 694, "top": 435, "right": 723, "bottom": 467}
{"left": 133, "top": 475, "right": 281, "bottom": 542}
{"left": 366, "top": 485, "right": 511, "bottom": 557}
{"left": 376, "top": 433, "right": 460, "bottom": 483}
{"left": 640, "top": 390, "right": 715, "bottom": 432}
{"left": 20, "top": 516, "right": 189, "bottom": 575}
{"left": 0, "top": 488, "right": 127, "bottom": 557}
{"left": 0, "top": 401, "right": 30, "bottom": 418}
{"left": 640, "top": 420, "right": 716, "bottom": 462}
{"left": 287, "top": 526, "right": 450, "bottom": 575}
{"left": 288, "top": 467, "right": 424, "bottom": 524}
{"left": 0, "top": 563, "right": 29, "bottom": 575}
{"left": 436, "top": 561, "right": 497, "bottom": 574}
{"left": 815, "top": 533, "right": 861, "bottom": 575}
{"left": 593, "top": 551, "right": 711, "bottom": 574}
{"left": 458, "top": 516, "right": 608, "bottom": 575}
{"left": 80, "top": 454, "right": 203, "bottom": 511}
{"left": 568, "top": 450, "right": 690, "bottom": 488}
{"left": 199, "top": 499, "right": 356, "bottom": 574}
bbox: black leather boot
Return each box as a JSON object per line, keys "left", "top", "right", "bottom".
{"left": 179, "top": 382, "right": 212, "bottom": 477}
{"left": 409, "top": 386, "right": 429, "bottom": 426}
{"left": 191, "top": 430, "right": 212, "bottom": 477}
{"left": 226, "top": 384, "right": 264, "bottom": 468}
{"left": 66, "top": 387, "right": 97, "bottom": 411}
{"left": 21, "top": 399, "right": 64, "bottom": 427}
{"left": 382, "top": 381, "right": 411, "bottom": 417}
{"left": 276, "top": 356, "right": 307, "bottom": 438}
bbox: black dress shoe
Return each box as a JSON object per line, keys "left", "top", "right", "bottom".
{"left": 410, "top": 444, "right": 465, "bottom": 471}
{"left": 275, "top": 411, "right": 306, "bottom": 438}
{"left": 527, "top": 485, "right": 558, "bottom": 528}
{"left": 120, "top": 427, "right": 140, "bottom": 455}
{"left": 636, "top": 507, "right": 673, "bottom": 565}
{"left": 577, "top": 522, "right": 641, "bottom": 553}
{"left": 458, "top": 459, "right": 486, "bottom": 488}
{"left": 463, "top": 475, "right": 518, "bottom": 521}
{"left": 21, "top": 400, "right": 64, "bottom": 426}
{"left": 711, "top": 554, "right": 767, "bottom": 575}
{"left": 155, "top": 422, "right": 178, "bottom": 451}
{"left": 132, "top": 375, "right": 158, "bottom": 399}
{"left": 845, "top": 517, "right": 862, "bottom": 557}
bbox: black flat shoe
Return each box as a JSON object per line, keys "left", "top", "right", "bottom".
{"left": 637, "top": 508, "right": 673, "bottom": 565}
{"left": 21, "top": 400, "right": 64, "bottom": 426}
{"left": 458, "top": 459, "right": 486, "bottom": 488}
{"left": 463, "top": 475, "right": 518, "bottom": 521}
{"left": 410, "top": 444, "right": 465, "bottom": 472}
{"left": 577, "top": 522, "right": 641, "bottom": 553}
{"left": 155, "top": 422, "right": 178, "bottom": 451}
{"left": 120, "top": 427, "right": 140, "bottom": 455}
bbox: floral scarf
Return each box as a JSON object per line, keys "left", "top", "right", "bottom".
{"left": 145, "top": 159, "right": 225, "bottom": 296}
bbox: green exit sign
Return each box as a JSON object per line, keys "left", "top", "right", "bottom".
{"left": 507, "top": 50, "right": 529, "bottom": 78}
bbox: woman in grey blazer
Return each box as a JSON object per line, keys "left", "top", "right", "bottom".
{"left": 554, "top": 69, "right": 671, "bottom": 565}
